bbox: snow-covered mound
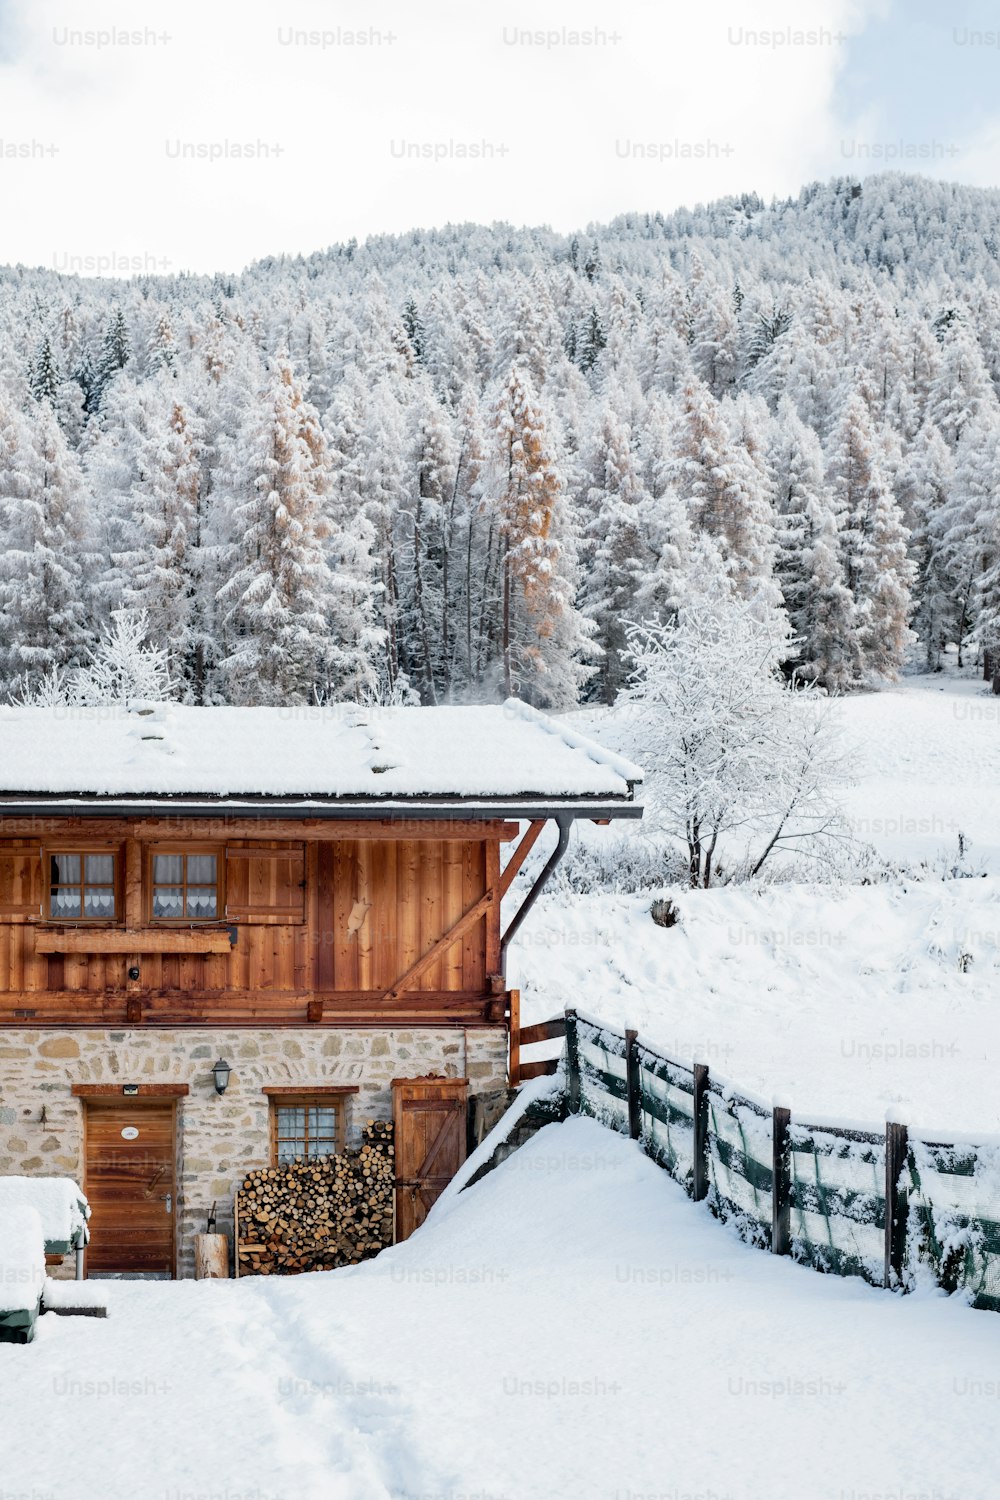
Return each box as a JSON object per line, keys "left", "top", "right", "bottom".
{"left": 0, "top": 1206, "right": 45, "bottom": 1314}
{"left": 510, "top": 879, "right": 1000, "bottom": 1133}
{"left": 0, "top": 1178, "right": 89, "bottom": 1248}
{"left": 2, "top": 1119, "right": 997, "bottom": 1499}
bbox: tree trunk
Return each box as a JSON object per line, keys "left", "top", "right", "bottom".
{"left": 465, "top": 515, "right": 474, "bottom": 685}
{"left": 411, "top": 495, "right": 437, "bottom": 704}
{"left": 502, "top": 554, "right": 512, "bottom": 698}
{"left": 194, "top": 1233, "right": 229, "bottom": 1279}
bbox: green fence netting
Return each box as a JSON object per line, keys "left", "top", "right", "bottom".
{"left": 906, "top": 1139, "right": 1000, "bottom": 1311}
{"left": 572, "top": 1014, "right": 630, "bottom": 1135}
{"left": 559, "top": 1008, "right": 1000, "bottom": 1316}
{"left": 788, "top": 1124, "right": 885, "bottom": 1285}
{"left": 706, "top": 1085, "right": 772, "bottom": 1249}
{"left": 636, "top": 1041, "right": 696, "bottom": 1191}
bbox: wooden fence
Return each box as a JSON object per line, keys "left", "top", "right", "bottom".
{"left": 508, "top": 990, "right": 565, "bottom": 1086}
{"left": 560, "top": 1008, "right": 1000, "bottom": 1312}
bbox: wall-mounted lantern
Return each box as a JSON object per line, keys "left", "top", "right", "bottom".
{"left": 211, "top": 1059, "right": 232, "bottom": 1096}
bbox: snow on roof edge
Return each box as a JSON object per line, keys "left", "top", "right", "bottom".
{"left": 502, "top": 699, "right": 644, "bottom": 784}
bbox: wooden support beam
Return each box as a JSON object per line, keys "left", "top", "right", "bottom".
{"left": 35, "top": 929, "right": 233, "bottom": 955}
{"left": 124, "top": 837, "right": 142, "bottom": 928}
{"left": 261, "top": 1085, "right": 360, "bottom": 1096}
{"left": 72, "top": 1084, "right": 190, "bottom": 1097}
{"left": 7, "top": 815, "right": 521, "bottom": 844}
{"left": 499, "top": 820, "right": 546, "bottom": 899}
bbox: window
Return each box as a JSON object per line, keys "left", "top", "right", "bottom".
{"left": 48, "top": 852, "right": 117, "bottom": 921}
{"left": 265, "top": 1089, "right": 358, "bottom": 1163}
{"left": 150, "top": 850, "right": 220, "bottom": 921}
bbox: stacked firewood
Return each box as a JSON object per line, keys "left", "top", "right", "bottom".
{"left": 236, "top": 1119, "right": 395, "bottom": 1275}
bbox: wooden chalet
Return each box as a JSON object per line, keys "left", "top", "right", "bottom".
{"left": 0, "top": 699, "right": 642, "bottom": 1276}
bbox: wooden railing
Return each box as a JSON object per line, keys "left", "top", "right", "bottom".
{"left": 508, "top": 989, "right": 565, "bottom": 1086}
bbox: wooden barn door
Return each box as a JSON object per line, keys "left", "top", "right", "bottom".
{"left": 392, "top": 1077, "right": 468, "bottom": 1242}
{"left": 83, "top": 1100, "right": 177, "bottom": 1276}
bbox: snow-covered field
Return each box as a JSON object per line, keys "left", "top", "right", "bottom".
{"left": 5, "top": 1117, "right": 999, "bottom": 1500}
{"left": 511, "top": 670, "right": 1000, "bottom": 1133}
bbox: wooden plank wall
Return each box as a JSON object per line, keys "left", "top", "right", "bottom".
{"left": 0, "top": 824, "right": 504, "bottom": 1026}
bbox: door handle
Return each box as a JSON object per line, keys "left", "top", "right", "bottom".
{"left": 162, "top": 1194, "right": 172, "bottom": 1215}
{"left": 144, "top": 1165, "right": 166, "bottom": 1199}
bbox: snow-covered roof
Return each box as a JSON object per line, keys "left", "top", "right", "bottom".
{"left": 0, "top": 699, "right": 643, "bottom": 815}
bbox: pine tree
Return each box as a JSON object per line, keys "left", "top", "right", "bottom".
{"left": 217, "top": 359, "right": 380, "bottom": 704}
{"left": 903, "top": 422, "right": 955, "bottom": 670}
{"left": 579, "top": 404, "right": 649, "bottom": 701}
{"left": 88, "top": 307, "right": 132, "bottom": 414}
{"left": 402, "top": 384, "right": 457, "bottom": 702}
{"left": 944, "top": 414, "right": 1000, "bottom": 674}
{"left": 769, "top": 399, "right": 858, "bottom": 685}
{"left": 826, "top": 387, "right": 913, "bottom": 680}
{"left": 0, "top": 398, "right": 92, "bottom": 694}
{"left": 481, "top": 365, "right": 594, "bottom": 704}
{"left": 30, "top": 337, "right": 59, "bottom": 407}
{"left": 802, "top": 505, "right": 858, "bottom": 690}
{"left": 117, "top": 394, "right": 203, "bottom": 695}
{"left": 926, "top": 323, "right": 993, "bottom": 448}
{"left": 665, "top": 378, "right": 778, "bottom": 609}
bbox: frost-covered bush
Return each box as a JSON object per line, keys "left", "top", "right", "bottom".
{"left": 12, "top": 610, "right": 174, "bottom": 708}
{"left": 550, "top": 835, "right": 688, "bottom": 896}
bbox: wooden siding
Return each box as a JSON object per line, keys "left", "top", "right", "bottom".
{"left": 0, "top": 818, "right": 511, "bottom": 1028}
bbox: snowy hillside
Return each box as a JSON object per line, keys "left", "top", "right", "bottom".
{"left": 511, "top": 669, "right": 1000, "bottom": 1132}
{"left": 4, "top": 173, "right": 1000, "bottom": 712}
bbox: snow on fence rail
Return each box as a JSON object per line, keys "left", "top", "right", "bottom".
{"left": 562, "top": 1009, "right": 1000, "bottom": 1312}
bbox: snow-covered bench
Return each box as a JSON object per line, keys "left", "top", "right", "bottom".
{"left": 0, "top": 1177, "right": 90, "bottom": 1277}
{"left": 0, "top": 1206, "right": 46, "bottom": 1344}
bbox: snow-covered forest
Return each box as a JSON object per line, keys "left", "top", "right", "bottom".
{"left": 3, "top": 170, "right": 1000, "bottom": 707}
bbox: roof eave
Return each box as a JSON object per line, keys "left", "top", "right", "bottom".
{"left": 0, "top": 794, "right": 644, "bottom": 822}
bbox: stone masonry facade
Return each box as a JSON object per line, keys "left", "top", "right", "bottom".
{"left": 0, "top": 1026, "right": 509, "bottom": 1277}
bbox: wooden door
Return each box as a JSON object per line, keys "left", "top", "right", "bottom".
{"left": 392, "top": 1077, "right": 468, "bottom": 1242}
{"left": 83, "top": 1101, "right": 176, "bottom": 1275}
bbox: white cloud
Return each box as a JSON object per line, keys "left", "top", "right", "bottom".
{"left": 0, "top": 0, "right": 882, "bottom": 275}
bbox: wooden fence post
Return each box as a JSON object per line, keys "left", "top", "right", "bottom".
{"left": 508, "top": 988, "right": 521, "bottom": 1089}
{"left": 565, "top": 1008, "right": 580, "bottom": 1114}
{"left": 772, "top": 1104, "right": 791, "bottom": 1256}
{"left": 884, "top": 1120, "right": 909, "bottom": 1289}
{"left": 625, "top": 1029, "right": 641, "bottom": 1141}
{"left": 692, "top": 1062, "right": 710, "bottom": 1201}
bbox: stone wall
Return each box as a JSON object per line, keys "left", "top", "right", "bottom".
{"left": 0, "top": 1026, "right": 509, "bottom": 1277}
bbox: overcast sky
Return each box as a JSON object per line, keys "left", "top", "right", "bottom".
{"left": 0, "top": 0, "right": 997, "bottom": 277}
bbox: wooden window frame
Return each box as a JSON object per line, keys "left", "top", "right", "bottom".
{"left": 264, "top": 1086, "right": 359, "bottom": 1165}
{"left": 43, "top": 843, "right": 123, "bottom": 926}
{"left": 145, "top": 844, "right": 226, "bottom": 925}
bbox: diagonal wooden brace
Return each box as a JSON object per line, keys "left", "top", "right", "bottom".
{"left": 381, "top": 889, "right": 495, "bottom": 1002}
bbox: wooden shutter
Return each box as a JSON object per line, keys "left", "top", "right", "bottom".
{"left": 0, "top": 846, "right": 42, "bottom": 922}
{"left": 225, "top": 843, "right": 306, "bottom": 924}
